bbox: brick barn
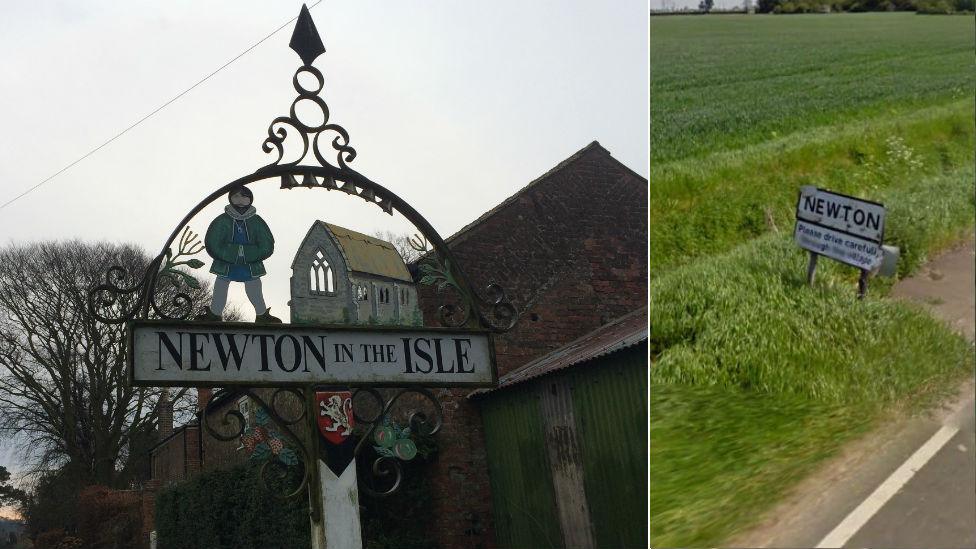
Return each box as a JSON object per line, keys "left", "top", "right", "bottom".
{"left": 415, "top": 141, "right": 647, "bottom": 549}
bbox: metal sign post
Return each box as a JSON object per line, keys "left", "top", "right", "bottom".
{"left": 794, "top": 185, "right": 888, "bottom": 298}
{"left": 87, "top": 6, "right": 518, "bottom": 548}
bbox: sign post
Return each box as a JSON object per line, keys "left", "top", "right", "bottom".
{"left": 87, "top": 5, "right": 517, "bottom": 548}
{"left": 794, "top": 185, "right": 888, "bottom": 298}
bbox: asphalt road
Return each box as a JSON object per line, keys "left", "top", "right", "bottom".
{"left": 839, "top": 240, "right": 976, "bottom": 549}
{"left": 729, "top": 240, "right": 976, "bottom": 549}
{"left": 844, "top": 397, "right": 975, "bottom": 549}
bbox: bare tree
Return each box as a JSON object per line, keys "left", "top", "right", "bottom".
{"left": 372, "top": 231, "right": 425, "bottom": 264}
{"left": 0, "top": 241, "right": 208, "bottom": 488}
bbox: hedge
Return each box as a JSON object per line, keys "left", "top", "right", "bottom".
{"left": 155, "top": 464, "right": 309, "bottom": 549}
{"left": 156, "top": 453, "right": 438, "bottom": 549}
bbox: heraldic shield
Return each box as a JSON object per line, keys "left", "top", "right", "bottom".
{"left": 316, "top": 390, "right": 355, "bottom": 445}
{"left": 316, "top": 390, "right": 358, "bottom": 475}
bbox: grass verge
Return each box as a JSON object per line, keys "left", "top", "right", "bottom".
{"left": 650, "top": 100, "right": 975, "bottom": 273}
{"left": 649, "top": 166, "right": 975, "bottom": 546}
{"left": 649, "top": 383, "right": 877, "bottom": 548}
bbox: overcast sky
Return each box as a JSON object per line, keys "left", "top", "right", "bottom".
{"left": 0, "top": 1, "right": 647, "bottom": 486}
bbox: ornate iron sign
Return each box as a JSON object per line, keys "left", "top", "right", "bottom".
{"left": 130, "top": 320, "right": 496, "bottom": 386}
{"left": 86, "top": 5, "right": 518, "bottom": 546}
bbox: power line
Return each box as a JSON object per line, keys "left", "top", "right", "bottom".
{"left": 0, "top": 1, "right": 322, "bottom": 212}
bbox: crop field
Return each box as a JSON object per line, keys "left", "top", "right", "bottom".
{"left": 650, "top": 13, "right": 975, "bottom": 163}
{"left": 649, "top": 14, "right": 975, "bottom": 548}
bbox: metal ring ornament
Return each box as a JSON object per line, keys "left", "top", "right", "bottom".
{"left": 258, "top": 446, "right": 311, "bottom": 501}
{"left": 271, "top": 388, "right": 307, "bottom": 425}
{"left": 148, "top": 277, "right": 194, "bottom": 321}
{"left": 350, "top": 387, "right": 386, "bottom": 425}
{"left": 293, "top": 65, "right": 325, "bottom": 95}
{"left": 479, "top": 283, "right": 517, "bottom": 332}
{"left": 360, "top": 457, "right": 403, "bottom": 498}
{"left": 202, "top": 390, "right": 248, "bottom": 442}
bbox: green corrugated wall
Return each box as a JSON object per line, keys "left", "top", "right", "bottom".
{"left": 481, "top": 383, "right": 564, "bottom": 549}
{"left": 568, "top": 343, "right": 648, "bottom": 548}
{"left": 480, "top": 342, "right": 648, "bottom": 549}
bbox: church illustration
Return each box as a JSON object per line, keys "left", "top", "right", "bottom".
{"left": 288, "top": 221, "right": 422, "bottom": 326}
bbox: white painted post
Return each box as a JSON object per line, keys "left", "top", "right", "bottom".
{"left": 306, "top": 385, "right": 364, "bottom": 549}
{"left": 324, "top": 461, "right": 363, "bottom": 548}
{"left": 309, "top": 461, "right": 363, "bottom": 549}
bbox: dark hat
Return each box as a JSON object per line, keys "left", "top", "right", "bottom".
{"left": 228, "top": 186, "right": 253, "bottom": 203}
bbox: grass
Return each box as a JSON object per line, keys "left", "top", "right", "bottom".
{"left": 650, "top": 100, "right": 975, "bottom": 272}
{"left": 651, "top": 168, "right": 975, "bottom": 404}
{"left": 649, "top": 167, "right": 975, "bottom": 546}
{"left": 650, "top": 13, "right": 976, "bottom": 163}
{"left": 649, "top": 13, "right": 975, "bottom": 547}
{"left": 650, "top": 384, "right": 877, "bottom": 548}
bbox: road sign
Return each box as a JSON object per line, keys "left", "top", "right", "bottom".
{"left": 129, "top": 320, "right": 496, "bottom": 388}
{"left": 796, "top": 186, "right": 886, "bottom": 243}
{"left": 794, "top": 220, "right": 884, "bottom": 271}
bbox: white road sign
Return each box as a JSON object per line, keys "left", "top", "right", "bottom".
{"left": 797, "top": 186, "right": 886, "bottom": 242}
{"left": 129, "top": 321, "right": 496, "bottom": 387}
{"left": 794, "top": 220, "right": 884, "bottom": 271}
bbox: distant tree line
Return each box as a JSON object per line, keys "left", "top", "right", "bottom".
{"left": 757, "top": 0, "right": 973, "bottom": 13}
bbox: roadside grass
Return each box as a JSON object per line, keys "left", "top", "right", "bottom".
{"left": 650, "top": 100, "right": 975, "bottom": 273}
{"left": 650, "top": 13, "right": 976, "bottom": 163}
{"left": 648, "top": 13, "right": 975, "bottom": 547}
{"left": 648, "top": 166, "right": 975, "bottom": 547}
{"left": 649, "top": 383, "right": 876, "bottom": 548}
{"left": 651, "top": 164, "right": 974, "bottom": 403}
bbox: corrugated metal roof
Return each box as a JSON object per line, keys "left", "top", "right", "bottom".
{"left": 473, "top": 307, "right": 648, "bottom": 396}
{"left": 323, "top": 223, "right": 413, "bottom": 282}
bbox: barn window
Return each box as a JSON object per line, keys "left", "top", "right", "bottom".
{"left": 310, "top": 250, "right": 334, "bottom": 294}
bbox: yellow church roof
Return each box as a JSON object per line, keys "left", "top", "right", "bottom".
{"left": 323, "top": 222, "right": 413, "bottom": 282}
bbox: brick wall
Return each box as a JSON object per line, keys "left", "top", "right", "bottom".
{"left": 150, "top": 428, "right": 187, "bottom": 486}
{"left": 416, "top": 142, "right": 647, "bottom": 549}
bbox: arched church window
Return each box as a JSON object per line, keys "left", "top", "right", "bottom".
{"left": 310, "top": 250, "right": 334, "bottom": 294}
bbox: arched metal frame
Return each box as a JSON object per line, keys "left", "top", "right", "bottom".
{"left": 88, "top": 65, "right": 516, "bottom": 332}
{"left": 86, "top": 6, "right": 517, "bottom": 518}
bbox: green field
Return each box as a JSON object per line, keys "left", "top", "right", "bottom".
{"left": 651, "top": 13, "right": 975, "bottom": 163}
{"left": 649, "top": 14, "right": 975, "bottom": 548}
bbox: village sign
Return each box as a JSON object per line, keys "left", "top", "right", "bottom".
{"left": 88, "top": 6, "right": 516, "bottom": 549}
{"left": 794, "top": 185, "right": 898, "bottom": 297}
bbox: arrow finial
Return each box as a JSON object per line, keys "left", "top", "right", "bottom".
{"left": 290, "top": 4, "right": 325, "bottom": 66}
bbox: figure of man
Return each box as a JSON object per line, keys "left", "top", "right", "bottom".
{"left": 199, "top": 186, "right": 281, "bottom": 322}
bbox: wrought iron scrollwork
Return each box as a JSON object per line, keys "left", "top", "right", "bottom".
{"left": 411, "top": 235, "right": 517, "bottom": 332}
{"left": 351, "top": 387, "right": 443, "bottom": 498}
{"left": 203, "top": 388, "right": 311, "bottom": 499}
{"left": 202, "top": 386, "right": 441, "bottom": 500}
{"left": 260, "top": 62, "right": 357, "bottom": 174}
{"left": 89, "top": 227, "right": 204, "bottom": 324}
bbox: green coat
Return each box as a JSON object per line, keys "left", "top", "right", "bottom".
{"left": 205, "top": 212, "right": 274, "bottom": 278}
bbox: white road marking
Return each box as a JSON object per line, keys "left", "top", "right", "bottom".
{"left": 816, "top": 425, "right": 959, "bottom": 548}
